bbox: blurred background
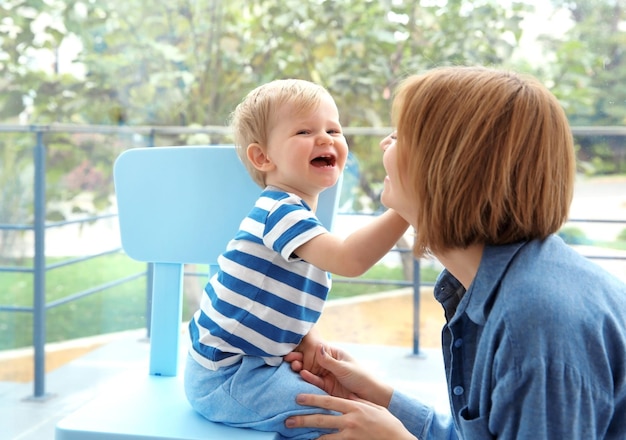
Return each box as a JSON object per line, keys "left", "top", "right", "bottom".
{"left": 0, "top": 0, "right": 625, "bottom": 393}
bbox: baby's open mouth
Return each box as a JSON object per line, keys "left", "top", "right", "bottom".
{"left": 311, "top": 155, "right": 336, "bottom": 168}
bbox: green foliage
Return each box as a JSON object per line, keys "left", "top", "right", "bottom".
{"left": 0, "top": 0, "right": 544, "bottom": 221}
{"left": 557, "top": 226, "right": 590, "bottom": 245}
{"left": 0, "top": 134, "right": 33, "bottom": 224}
{"left": 0, "top": 130, "right": 123, "bottom": 262}
{"left": 618, "top": 228, "right": 626, "bottom": 242}
{"left": 0, "top": 134, "right": 35, "bottom": 263}
{"left": 543, "top": 0, "right": 626, "bottom": 171}
{"left": 0, "top": 0, "right": 621, "bottom": 127}
{"left": 0, "top": 0, "right": 625, "bottom": 243}
{"left": 587, "top": 141, "right": 626, "bottom": 174}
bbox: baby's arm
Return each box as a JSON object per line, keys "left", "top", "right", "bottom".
{"left": 295, "top": 209, "right": 409, "bottom": 277}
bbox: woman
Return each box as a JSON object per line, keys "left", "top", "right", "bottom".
{"left": 284, "top": 66, "right": 626, "bottom": 439}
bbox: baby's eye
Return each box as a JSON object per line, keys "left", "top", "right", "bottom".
{"left": 327, "top": 129, "right": 342, "bottom": 135}
{"left": 296, "top": 130, "right": 310, "bottom": 135}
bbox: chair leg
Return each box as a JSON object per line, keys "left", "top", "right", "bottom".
{"left": 149, "top": 262, "right": 184, "bottom": 376}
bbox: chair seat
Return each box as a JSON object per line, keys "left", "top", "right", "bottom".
{"left": 55, "top": 370, "right": 277, "bottom": 440}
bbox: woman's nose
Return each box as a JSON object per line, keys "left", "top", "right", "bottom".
{"left": 380, "top": 131, "right": 397, "bottom": 151}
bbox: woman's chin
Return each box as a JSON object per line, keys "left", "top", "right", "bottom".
{"left": 380, "top": 190, "right": 392, "bottom": 210}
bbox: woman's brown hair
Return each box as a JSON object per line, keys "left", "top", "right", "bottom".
{"left": 392, "top": 66, "right": 575, "bottom": 257}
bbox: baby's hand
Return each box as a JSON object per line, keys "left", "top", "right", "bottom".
{"left": 286, "top": 329, "right": 327, "bottom": 376}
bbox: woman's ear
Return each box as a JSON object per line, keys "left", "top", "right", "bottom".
{"left": 247, "top": 143, "right": 275, "bottom": 172}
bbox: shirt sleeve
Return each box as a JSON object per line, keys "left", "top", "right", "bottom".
{"left": 263, "top": 197, "right": 326, "bottom": 261}
{"left": 388, "top": 390, "right": 459, "bottom": 440}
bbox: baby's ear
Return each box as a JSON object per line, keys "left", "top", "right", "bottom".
{"left": 247, "top": 143, "right": 275, "bottom": 172}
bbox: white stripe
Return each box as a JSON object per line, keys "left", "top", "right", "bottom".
{"left": 257, "top": 194, "right": 282, "bottom": 210}
{"left": 238, "top": 216, "right": 264, "bottom": 238}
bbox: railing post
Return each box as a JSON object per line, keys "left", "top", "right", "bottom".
{"left": 32, "top": 129, "right": 49, "bottom": 399}
{"left": 412, "top": 257, "right": 423, "bottom": 357}
{"left": 146, "top": 129, "right": 155, "bottom": 148}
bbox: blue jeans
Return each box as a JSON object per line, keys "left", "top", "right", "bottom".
{"left": 184, "top": 353, "right": 337, "bottom": 439}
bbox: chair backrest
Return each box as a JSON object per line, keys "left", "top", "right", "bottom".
{"left": 114, "top": 145, "right": 342, "bottom": 376}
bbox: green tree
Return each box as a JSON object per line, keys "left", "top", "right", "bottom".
{"left": 540, "top": 0, "right": 626, "bottom": 173}
{"left": 1, "top": 0, "right": 535, "bottom": 214}
{"left": 19, "top": 1, "right": 626, "bottom": 212}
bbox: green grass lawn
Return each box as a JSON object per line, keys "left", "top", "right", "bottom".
{"left": 0, "top": 254, "right": 439, "bottom": 351}
{"left": 0, "top": 253, "right": 146, "bottom": 350}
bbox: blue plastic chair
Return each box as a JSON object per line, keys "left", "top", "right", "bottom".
{"left": 55, "top": 145, "right": 342, "bottom": 440}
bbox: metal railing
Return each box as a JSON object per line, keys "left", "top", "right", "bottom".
{"left": 0, "top": 124, "right": 625, "bottom": 398}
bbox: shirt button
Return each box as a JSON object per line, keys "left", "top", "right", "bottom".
{"left": 454, "top": 338, "right": 463, "bottom": 348}
{"left": 453, "top": 386, "right": 464, "bottom": 396}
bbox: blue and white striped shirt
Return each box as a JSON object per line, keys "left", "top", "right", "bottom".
{"left": 189, "top": 187, "right": 331, "bottom": 370}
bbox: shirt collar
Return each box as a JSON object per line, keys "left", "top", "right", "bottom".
{"left": 435, "top": 241, "right": 527, "bottom": 325}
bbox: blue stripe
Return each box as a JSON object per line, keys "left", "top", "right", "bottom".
{"left": 233, "top": 230, "right": 263, "bottom": 244}
{"left": 189, "top": 318, "right": 240, "bottom": 362}
{"left": 222, "top": 250, "right": 329, "bottom": 302}
{"left": 247, "top": 205, "right": 269, "bottom": 224}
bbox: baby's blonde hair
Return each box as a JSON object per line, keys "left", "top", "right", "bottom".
{"left": 392, "top": 66, "right": 575, "bottom": 257}
{"left": 230, "top": 79, "right": 332, "bottom": 187}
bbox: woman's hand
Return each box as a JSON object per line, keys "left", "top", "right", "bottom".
{"left": 285, "top": 393, "right": 416, "bottom": 440}
{"left": 285, "top": 345, "right": 413, "bottom": 438}
{"left": 286, "top": 345, "right": 358, "bottom": 399}
{"left": 285, "top": 344, "right": 394, "bottom": 407}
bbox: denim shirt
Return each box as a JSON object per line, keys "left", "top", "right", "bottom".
{"left": 388, "top": 235, "right": 626, "bottom": 439}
